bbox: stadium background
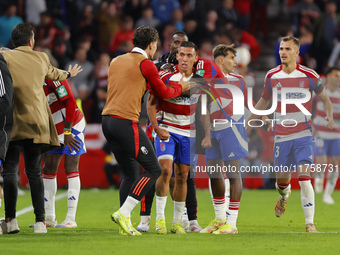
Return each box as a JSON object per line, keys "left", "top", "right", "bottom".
{"left": 1, "top": 0, "right": 339, "bottom": 190}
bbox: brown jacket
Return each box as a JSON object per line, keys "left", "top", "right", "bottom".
{"left": 1, "top": 46, "right": 69, "bottom": 152}
{"left": 102, "top": 51, "right": 182, "bottom": 121}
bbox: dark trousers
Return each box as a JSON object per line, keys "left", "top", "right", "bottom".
{"left": 2, "top": 139, "right": 45, "bottom": 222}
{"left": 102, "top": 116, "right": 161, "bottom": 205}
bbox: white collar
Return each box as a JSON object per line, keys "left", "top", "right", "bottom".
{"left": 131, "top": 47, "right": 148, "bottom": 59}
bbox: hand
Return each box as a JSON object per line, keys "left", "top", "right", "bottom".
{"left": 325, "top": 116, "right": 334, "bottom": 129}
{"left": 179, "top": 74, "right": 190, "bottom": 92}
{"left": 68, "top": 64, "right": 83, "bottom": 77}
{"left": 64, "top": 133, "right": 82, "bottom": 152}
{"left": 262, "top": 116, "right": 274, "bottom": 131}
{"left": 201, "top": 136, "right": 211, "bottom": 149}
{"left": 160, "top": 63, "right": 175, "bottom": 73}
{"left": 155, "top": 128, "right": 170, "bottom": 140}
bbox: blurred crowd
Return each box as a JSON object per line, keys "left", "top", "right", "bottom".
{"left": 1, "top": 0, "right": 340, "bottom": 126}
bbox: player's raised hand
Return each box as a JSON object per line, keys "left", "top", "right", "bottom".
{"left": 68, "top": 64, "right": 83, "bottom": 77}
{"left": 325, "top": 115, "right": 334, "bottom": 129}
{"left": 179, "top": 74, "right": 190, "bottom": 92}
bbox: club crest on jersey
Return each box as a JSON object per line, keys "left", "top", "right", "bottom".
{"left": 299, "top": 80, "right": 304, "bottom": 88}
{"left": 195, "top": 70, "right": 205, "bottom": 77}
{"left": 56, "top": 85, "right": 68, "bottom": 98}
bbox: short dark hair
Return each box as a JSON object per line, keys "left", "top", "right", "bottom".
{"left": 171, "top": 30, "right": 187, "bottom": 39}
{"left": 133, "top": 26, "right": 159, "bottom": 50}
{"left": 282, "top": 36, "right": 300, "bottom": 49}
{"left": 325, "top": 66, "right": 340, "bottom": 76}
{"left": 11, "top": 23, "right": 34, "bottom": 47}
{"left": 213, "top": 44, "right": 237, "bottom": 60}
{"left": 179, "top": 41, "right": 197, "bottom": 53}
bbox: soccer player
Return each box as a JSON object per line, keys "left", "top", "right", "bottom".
{"left": 246, "top": 36, "right": 334, "bottom": 232}
{"left": 102, "top": 26, "right": 189, "bottom": 236}
{"left": 137, "top": 30, "right": 190, "bottom": 232}
{"left": 313, "top": 67, "right": 340, "bottom": 204}
{"left": 200, "top": 44, "right": 248, "bottom": 234}
{"left": 0, "top": 53, "right": 14, "bottom": 236}
{"left": 42, "top": 79, "right": 86, "bottom": 228}
{"left": 148, "top": 41, "right": 201, "bottom": 234}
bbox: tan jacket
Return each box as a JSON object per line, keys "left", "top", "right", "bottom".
{"left": 1, "top": 46, "right": 69, "bottom": 152}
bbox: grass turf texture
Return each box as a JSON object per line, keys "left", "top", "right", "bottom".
{"left": 0, "top": 189, "right": 339, "bottom": 255}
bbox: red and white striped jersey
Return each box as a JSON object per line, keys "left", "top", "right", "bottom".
{"left": 44, "top": 79, "right": 84, "bottom": 143}
{"left": 262, "top": 64, "right": 323, "bottom": 143}
{"left": 313, "top": 88, "right": 340, "bottom": 139}
{"left": 209, "top": 73, "right": 250, "bottom": 131}
{"left": 156, "top": 68, "right": 201, "bottom": 137}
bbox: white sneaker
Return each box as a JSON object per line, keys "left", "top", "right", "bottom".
{"left": 137, "top": 216, "right": 150, "bottom": 232}
{"left": 56, "top": 220, "right": 78, "bottom": 228}
{"left": 0, "top": 225, "right": 2, "bottom": 235}
{"left": 323, "top": 195, "right": 335, "bottom": 204}
{"left": 34, "top": 222, "right": 47, "bottom": 233}
{"left": 314, "top": 177, "right": 324, "bottom": 194}
{"left": 181, "top": 209, "right": 189, "bottom": 231}
{"left": 1, "top": 218, "right": 20, "bottom": 234}
{"left": 187, "top": 220, "right": 202, "bottom": 232}
{"left": 45, "top": 217, "right": 58, "bottom": 227}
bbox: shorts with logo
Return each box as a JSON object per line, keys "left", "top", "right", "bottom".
{"left": 314, "top": 137, "right": 340, "bottom": 157}
{"left": 47, "top": 119, "right": 86, "bottom": 156}
{"left": 205, "top": 127, "right": 248, "bottom": 161}
{"left": 154, "top": 132, "right": 195, "bottom": 165}
{"left": 273, "top": 136, "right": 314, "bottom": 170}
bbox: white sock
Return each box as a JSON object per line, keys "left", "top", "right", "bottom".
{"left": 66, "top": 172, "right": 80, "bottom": 221}
{"left": 172, "top": 201, "right": 185, "bottom": 224}
{"left": 227, "top": 200, "right": 240, "bottom": 228}
{"left": 324, "top": 171, "right": 339, "bottom": 198}
{"left": 0, "top": 198, "right": 2, "bottom": 210}
{"left": 276, "top": 182, "right": 291, "bottom": 200}
{"left": 299, "top": 180, "right": 315, "bottom": 225}
{"left": 120, "top": 196, "right": 139, "bottom": 217}
{"left": 225, "top": 178, "right": 230, "bottom": 213}
{"left": 140, "top": 215, "right": 151, "bottom": 223}
{"left": 43, "top": 174, "right": 57, "bottom": 220}
{"left": 156, "top": 196, "right": 167, "bottom": 220}
{"left": 213, "top": 196, "right": 226, "bottom": 220}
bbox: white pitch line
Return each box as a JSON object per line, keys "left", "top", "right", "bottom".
{"left": 1, "top": 192, "right": 68, "bottom": 220}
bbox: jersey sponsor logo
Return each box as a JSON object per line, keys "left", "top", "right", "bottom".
{"left": 56, "top": 85, "right": 68, "bottom": 98}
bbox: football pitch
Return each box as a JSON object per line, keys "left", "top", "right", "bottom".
{"left": 1, "top": 188, "right": 339, "bottom": 255}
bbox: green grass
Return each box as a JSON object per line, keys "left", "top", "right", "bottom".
{"left": 1, "top": 188, "right": 339, "bottom": 255}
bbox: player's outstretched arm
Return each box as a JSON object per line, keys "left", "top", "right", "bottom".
{"left": 68, "top": 64, "right": 83, "bottom": 77}
{"left": 146, "top": 94, "right": 170, "bottom": 140}
{"left": 317, "top": 90, "right": 334, "bottom": 129}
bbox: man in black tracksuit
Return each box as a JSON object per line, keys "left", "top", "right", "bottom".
{"left": 0, "top": 53, "right": 14, "bottom": 169}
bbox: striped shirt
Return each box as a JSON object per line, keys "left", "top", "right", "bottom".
{"left": 313, "top": 88, "right": 340, "bottom": 139}
{"left": 44, "top": 79, "right": 84, "bottom": 143}
{"left": 262, "top": 64, "right": 323, "bottom": 143}
{"left": 156, "top": 69, "right": 201, "bottom": 137}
